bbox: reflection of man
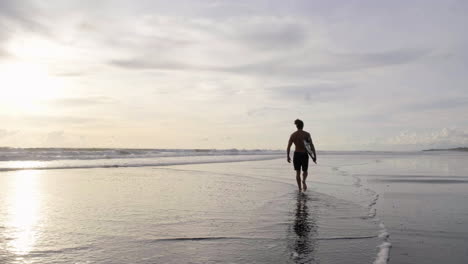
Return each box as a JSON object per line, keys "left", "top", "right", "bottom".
{"left": 289, "top": 192, "right": 317, "bottom": 263}
{"left": 287, "top": 119, "right": 316, "bottom": 191}
{"left": 294, "top": 193, "right": 311, "bottom": 257}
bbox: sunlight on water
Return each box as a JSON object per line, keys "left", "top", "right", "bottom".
{"left": 6, "top": 170, "right": 42, "bottom": 258}
{"left": 2, "top": 161, "right": 44, "bottom": 170}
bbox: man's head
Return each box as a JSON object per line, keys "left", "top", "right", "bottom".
{"left": 294, "top": 119, "right": 304, "bottom": 130}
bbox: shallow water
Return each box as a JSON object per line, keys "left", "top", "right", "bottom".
{"left": 336, "top": 152, "right": 468, "bottom": 264}
{"left": 0, "top": 156, "right": 380, "bottom": 264}
{"left": 1, "top": 151, "right": 466, "bottom": 263}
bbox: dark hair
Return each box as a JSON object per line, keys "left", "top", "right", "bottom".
{"left": 294, "top": 119, "right": 304, "bottom": 129}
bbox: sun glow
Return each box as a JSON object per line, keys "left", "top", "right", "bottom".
{"left": 0, "top": 61, "right": 63, "bottom": 113}
{"left": 6, "top": 170, "right": 43, "bottom": 256}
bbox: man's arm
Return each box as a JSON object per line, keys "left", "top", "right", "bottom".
{"left": 287, "top": 137, "right": 293, "bottom": 163}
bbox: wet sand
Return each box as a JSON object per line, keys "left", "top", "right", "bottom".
{"left": 328, "top": 152, "right": 468, "bottom": 264}
{"left": 1, "top": 158, "right": 379, "bottom": 264}
{"left": 2, "top": 151, "right": 466, "bottom": 264}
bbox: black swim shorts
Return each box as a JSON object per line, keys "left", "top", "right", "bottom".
{"left": 293, "top": 151, "right": 309, "bottom": 172}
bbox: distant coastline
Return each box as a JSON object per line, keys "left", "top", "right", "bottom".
{"left": 423, "top": 147, "right": 468, "bottom": 152}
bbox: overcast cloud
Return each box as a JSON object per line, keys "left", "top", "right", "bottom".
{"left": 0, "top": 0, "right": 467, "bottom": 150}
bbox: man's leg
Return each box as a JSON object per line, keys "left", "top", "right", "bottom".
{"left": 293, "top": 152, "right": 302, "bottom": 191}
{"left": 302, "top": 171, "right": 308, "bottom": 191}
{"left": 296, "top": 170, "right": 302, "bottom": 191}
{"left": 302, "top": 153, "right": 309, "bottom": 191}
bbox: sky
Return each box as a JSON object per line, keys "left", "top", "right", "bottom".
{"left": 0, "top": 0, "right": 467, "bottom": 150}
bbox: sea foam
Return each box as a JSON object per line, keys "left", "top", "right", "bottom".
{"left": 374, "top": 223, "right": 391, "bottom": 264}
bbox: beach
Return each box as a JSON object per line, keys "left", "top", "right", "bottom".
{"left": 339, "top": 152, "right": 468, "bottom": 264}
{"left": 2, "top": 1, "right": 467, "bottom": 263}
{"left": 1, "top": 150, "right": 467, "bottom": 263}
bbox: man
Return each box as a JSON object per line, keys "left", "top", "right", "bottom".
{"left": 287, "top": 119, "right": 317, "bottom": 191}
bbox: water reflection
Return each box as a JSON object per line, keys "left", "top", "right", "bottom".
{"left": 2, "top": 161, "right": 44, "bottom": 170}
{"left": 288, "top": 192, "right": 318, "bottom": 264}
{"left": 6, "top": 170, "right": 42, "bottom": 257}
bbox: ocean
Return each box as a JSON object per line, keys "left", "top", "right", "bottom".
{"left": 0, "top": 148, "right": 467, "bottom": 263}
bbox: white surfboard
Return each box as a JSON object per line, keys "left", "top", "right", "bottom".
{"left": 304, "top": 139, "right": 315, "bottom": 159}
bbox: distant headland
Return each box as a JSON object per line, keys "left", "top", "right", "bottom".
{"left": 423, "top": 147, "right": 468, "bottom": 152}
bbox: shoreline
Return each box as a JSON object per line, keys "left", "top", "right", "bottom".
{"left": 2, "top": 152, "right": 467, "bottom": 263}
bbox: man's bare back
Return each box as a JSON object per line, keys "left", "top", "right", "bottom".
{"left": 289, "top": 130, "right": 311, "bottom": 153}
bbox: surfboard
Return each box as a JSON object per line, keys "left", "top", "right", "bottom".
{"left": 304, "top": 139, "right": 315, "bottom": 160}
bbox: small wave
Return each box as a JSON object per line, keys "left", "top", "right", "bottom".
{"left": 372, "top": 179, "right": 468, "bottom": 184}
{"left": 363, "top": 193, "right": 379, "bottom": 219}
{"left": 0, "top": 155, "right": 282, "bottom": 172}
{"left": 144, "top": 236, "right": 249, "bottom": 243}
{"left": 374, "top": 242, "right": 392, "bottom": 264}
{"left": 317, "top": 235, "right": 377, "bottom": 240}
{"left": 0, "top": 148, "right": 282, "bottom": 162}
{"left": 369, "top": 194, "right": 379, "bottom": 208}
{"left": 374, "top": 223, "right": 391, "bottom": 264}
{"left": 355, "top": 173, "right": 468, "bottom": 179}
{"left": 333, "top": 162, "right": 391, "bottom": 264}
{"left": 24, "top": 245, "right": 92, "bottom": 256}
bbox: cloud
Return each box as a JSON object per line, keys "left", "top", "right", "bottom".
{"left": 0, "top": 0, "right": 48, "bottom": 60}
{"left": 103, "top": 13, "right": 430, "bottom": 78}
{"left": 0, "top": 0, "right": 37, "bottom": 28}
{"left": 44, "top": 130, "right": 66, "bottom": 146}
{"left": 0, "top": 129, "right": 18, "bottom": 138}
{"left": 109, "top": 58, "right": 194, "bottom": 71}
{"left": 105, "top": 16, "right": 317, "bottom": 73}
{"left": 49, "top": 96, "right": 116, "bottom": 107}
{"left": 46, "top": 130, "right": 64, "bottom": 139}
{"left": 0, "top": 48, "right": 10, "bottom": 59}
{"left": 53, "top": 71, "right": 88, "bottom": 77}
{"left": 0, "top": 1, "right": 467, "bottom": 150}
{"left": 267, "top": 83, "right": 355, "bottom": 102}
{"left": 218, "top": 16, "right": 310, "bottom": 50}
{"left": 334, "top": 48, "right": 430, "bottom": 69}
{"left": 375, "top": 128, "right": 468, "bottom": 149}
{"left": 405, "top": 97, "right": 468, "bottom": 111}
{"left": 247, "top": 107, "right": 285, "bottom": 117}
{"left": 0, "top": 0, "right": 47, "bottom": 35}
{"left": 21, "top": 115, "right": 101, "bottom": 126}
{"left": 110, "top": 46, "right": 430, "bottom": 78}
{"left": 228, "top": 48, "right": 430, "bottom": 77}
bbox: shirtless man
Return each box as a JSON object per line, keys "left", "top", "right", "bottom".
{"left": 287, "top": 119, "right": 317, "bottom": 191}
